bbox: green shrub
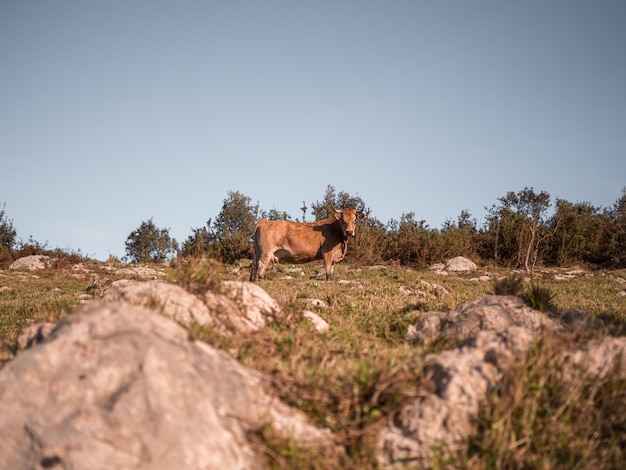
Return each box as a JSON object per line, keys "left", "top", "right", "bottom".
{"left": 0, "top": 202, "right": 17, "bottom": 250}
{"left": 524, "top": 281, "right": 557, "bottom": 313}
{"left": 124, "top": 218, "right": 176, "bottom": 263}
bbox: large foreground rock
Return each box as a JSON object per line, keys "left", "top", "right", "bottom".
{"left": 101, "top": 280, "right": 281, "bottom": 333}
{"left": 0, "top": 302, "right": 336, "bottom": 469}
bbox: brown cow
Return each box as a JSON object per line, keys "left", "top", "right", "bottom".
{"left": 250, "top": 207, "right": 364, "bottom": 281}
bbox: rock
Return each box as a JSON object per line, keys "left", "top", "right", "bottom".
{"left": 8, "top": 255, "right": 54, "bottom": 271}
{"left": 379, "top": 326, "right": 537, "bottom": 468}
{"left": 399, "top": 281, "right": 449, "bottom": 299}
{"left": 284, "top": 267, "right": 305, "bottom": 276}
{"left": 430, "top": 263, "right": 446, "bottom": 272}
{"left": 0, "top": 286, "right": 11, "bottom": 293}
{"left": 381, "top": 295, "right": 626, "bottom": 469}
{"left": 102, "top": 280, "right": 280, "bottom": 334}
{"left": 445, "top": 256, "right": 477, "bottom": 272}
{"left": 337, "top": 280, "right": 364, "bottom": 289}
{"left": 405, "top": 295, "right": 560, "bottom": 345}
{"left": 368, "top": 265, "right": 387, "bottom": 270}
{"left": 219, "top": 280, "right": 282, "bottom": 328}
{"left": 303, "top": 311, "right": 330, "bottom": 333}
{"left": 17, "top": 322, "right": 57, "bottom": 350}
{"left": 71, "top": 263, "right": 90, "bottom": 274}
{"left": 113, "top": 266, "right": 166, "bottom": 280}
{"left": 306, "top": 298, "right": 329, "bottom": 309}
{"left": 102, "top": 280, "right": 216, "bottom": 327}
{"left": 558, "top": 308, "right": 604, "bottom": 328}
{"left": 419, "top": 280, "right": 449, "bottom": 297}
{"left": 0, "top": 302, "right": 337, "bottom": 469}
{"left": 399, "top": 286, "right": 420, "bottom": 296}
{"left": 561, "top": 336, "right": 626, "bottom": 382}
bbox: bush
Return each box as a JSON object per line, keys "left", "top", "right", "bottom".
{"left": 124, "top": 218, "right": 176, "bottom": 263}
{"left": 0, "top": 202, "right": 17, "bottom": 251}
{"left": 524, "top": 282, "right": 557, "bottom": 313}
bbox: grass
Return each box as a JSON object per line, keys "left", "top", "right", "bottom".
{"left": 465, "top": 334, "right": 626, "bottom": 469}
{"left": 1, "top": 258, "right": 625, "bottom": 468}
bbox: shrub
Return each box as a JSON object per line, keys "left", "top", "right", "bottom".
{"left": 183, "top": 191, "right": 258, "bottom": 264}
{"left": 171, "top": 256, "right": 222, "bottom": 296}
{"left": 524, "top": 281, "right": 557, "bottom": 313}
{"left": 124, "top": 218, "right": 176, "bottom": 263}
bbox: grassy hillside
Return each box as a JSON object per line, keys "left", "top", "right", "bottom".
{"left": 1, "top": 258, "right": 625, "bottom": 468}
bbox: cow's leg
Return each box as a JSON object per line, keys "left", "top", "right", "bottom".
{"left": 323, "top": 254, "right": 334, "bottom": 280}
{"left": 250, "top": 240, "right": 261, "bottom": 282}
{"left": 257, "top": 252, "right": 274, "bottom": 280}
{"left": 250, "top": 256, "right": 258, "bottom": 282}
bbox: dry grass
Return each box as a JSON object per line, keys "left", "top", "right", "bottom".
{"left": 1, "top": 259, "right": 625, "bottom": 468}
{"left": 465, "top": 333, "right": 626, "bottom": 469}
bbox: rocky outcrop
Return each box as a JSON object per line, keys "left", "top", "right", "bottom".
{"left": 446, "top": 256, "right": 477, "bottom": 272}
{"left": 379, "top": 326, "right": 537, "bottom": 468}
{"left": 16, "top": 322, "right": 56, "bottom": 350}
{"left": 430, "top": 256, "right": 477, "bottom": 275}
{"left": 405, "top": 295, "right": 560, "bottom": 346}
{"left": 110, "top": 265, "right": 167, "bottom": 280}
{"left": 303, "top": 311, "right": 330, "bottom": 333}
{"left": 101, "top": 280, "right": 281, "bottom": 334}
{"left": 378, "top": 296, "right": 626, "bottom": 469}
{"left": 8, "top": 255, "right": 54, "bottom": 271}
{"left": 0, "top": 302, "right": 337, "bottom": 469}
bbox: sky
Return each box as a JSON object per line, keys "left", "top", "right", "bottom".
{"left": 1, "top": 1, "right": 625, "bottom": 261}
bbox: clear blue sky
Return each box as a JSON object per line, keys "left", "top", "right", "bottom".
{"left": 2, "top": 1, "right": 625, "bottom": 261}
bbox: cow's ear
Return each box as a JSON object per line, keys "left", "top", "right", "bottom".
{"left": 356, "top": 211, "right": 364, "bottom": 220}
{"left": 334, "top": 211, "right": 342, "bottom": 220}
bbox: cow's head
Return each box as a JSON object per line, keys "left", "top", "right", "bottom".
{"left": 333, "top": 206, "right": 364, "bottom": 238}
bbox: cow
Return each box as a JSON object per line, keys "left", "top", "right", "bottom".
{"left": 250, "top": 207, "right": 364, "bottom": 281}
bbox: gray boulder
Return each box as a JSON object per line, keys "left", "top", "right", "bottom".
{"left": 405, "top": 295, "right": 560, "bottom": 346}
{"left": 0, "top": 302, "right": 336, "bottom": 469}
{"left": 102, "top": 280, "right": 280, "bottom": 334}
{"left": 445, "top": 256, "right": 477, "bottom": 272}
{"left": 8, "top": 255, "right": 54, "bottom": 271}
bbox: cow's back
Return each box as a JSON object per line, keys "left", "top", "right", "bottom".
{"left": 256, "top": 219, "right": 332, "bottom": 261}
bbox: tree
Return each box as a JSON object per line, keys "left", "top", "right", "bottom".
{"left": 211, "top": 191, "right": 259, "bottom": 263}
{"left": 386, "top": 212, "right": 435, "bottom": 268}
{"left": 608, "top": 187, "right": 626, "bottom": 265}
{"left": 182, "top": 191, "right": 260, "bottom": 262}
{"left": 181, "top": 219, "right": 215, "bottom": 258}
{"left": 0, "top": 202, "right": 17, "bottom": 250}
{"left": 482, "top": 188, "right": 551, "bottom": 272}
{"left": 259, "top": 208, "right": 291, "bottom": 221}
{"left": 545, "top": 199, "right": 605, "bottom": 266}
{"left": 440, "top": 210, "right": 479, "bottom": 261}
{"left": 125, "top": 218, "right": 176, "bottom": 263}
{"left": 310, "top": 184, "right": 368, "bottom": 221}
